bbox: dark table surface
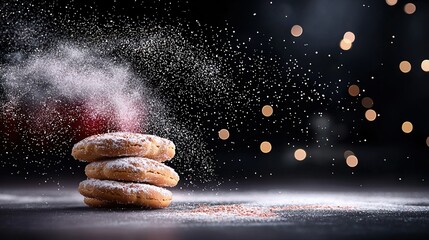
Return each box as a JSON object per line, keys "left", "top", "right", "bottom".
{"left": 1, "top": 185, "right": 429, "bottom": 240}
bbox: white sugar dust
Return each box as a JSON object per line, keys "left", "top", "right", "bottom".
{"left": 0, "top": 22, "right": 227, "bottom": 187}
{"left": 0, "top": 38, "right": 220, "bottom": 188}
{"left": 2, "top": 45, "right": 144, "bottom": 132}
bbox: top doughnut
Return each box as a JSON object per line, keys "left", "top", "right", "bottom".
{"left": 71, "top": 132, "right": 175, "bottom": 162}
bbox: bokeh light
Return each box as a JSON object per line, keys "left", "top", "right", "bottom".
{"left": 365, "top": 109, "right": 377, "bottom": 121}
{"left": 291, "top": 25, "right": 303, "bottom": 37}
{"left": 218, "top": 128, "right": 230, "bottom": 140}
{"left": 343, "top": 31, "right": 355, "bottom": 43}
{"left": 260, "top": 141, "right": 272, "bottom": 153}
{"left": 385, "top": 0, "right": 398, "bottom": 6}
{"left": 399, "top": 61, "right": 412, "bottom": 73}
{"left": 262, "top": 105, "right": 273, "bottom": 117}
{"left": 344, "top": 150, "right": 355, "bottom": 159}
{"left": 361, "top": 97, "right": 374, "bottom": 108}
{"left": 348, "top": 84, "right": 360, "bottom": 97}
{"left": 426, "top": 137, "right": 429, "bottom": 147}
{"left": 421, "top": 59, "right": 429, "bottom": 72}
{"left": 346, "top": 155, "right": 358, "bottom": 168}
{"left": 401, "top": 121, "right": 413, "bottom": 133}
{"left": 339, "top": 39, "right": 352, "bottom": 51}
{"left": 294, "top": 148, "right": 307, "bottom": 161}
{"left": 404, "top": 3, "right": 416, "bottom": 14}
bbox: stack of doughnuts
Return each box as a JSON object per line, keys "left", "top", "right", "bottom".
{"left": 71, "top": 132, "right": 179, "bottom": 209}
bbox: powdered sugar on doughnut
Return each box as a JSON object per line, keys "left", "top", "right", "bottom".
{"left": 74, "top": 132, "right": 174, "bottom": 150}
{"left": 107, "top": 157, "right": 173, "bottom": 172}
{"left": 90, "top": 157, "right": 176, "bottom": 175}
{"left": 71, "top": 132, "right": 176, "bottom": 162}
{"left": 81, "top": 179, "right": 172, "bottom": 197}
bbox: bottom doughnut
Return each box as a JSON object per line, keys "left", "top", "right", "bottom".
{"left": 83, "top": 197, "right": 124, "bottom": 208}
{"left": 79, "top": 179, "right": 172, "bottom": 209}
{"left": 83, "top": 197, "right": 147, "bottom": 208}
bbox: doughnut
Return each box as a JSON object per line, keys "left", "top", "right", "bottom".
{"left": 79, "top": 179, "right": 172, "bottom": 209}
{"left": 83, "top": 197, "right": 123, "bottom": 208}
{"left": 72, "top": 132, "right": 175, "bottom": 162}
{"left": 85, "top": 157, "right": 179, "bottom": 187}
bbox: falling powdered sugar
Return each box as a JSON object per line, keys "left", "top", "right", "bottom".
{"left": 1, "top": 39, "right": 218, "bottom": 187}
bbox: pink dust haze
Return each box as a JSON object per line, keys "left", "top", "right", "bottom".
{"left": 2, "top": 45, "right": 146, "bottom": 133}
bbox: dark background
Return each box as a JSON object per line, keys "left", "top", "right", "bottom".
{"left": 1, "top": 0, "right": 429, "bottom": 189}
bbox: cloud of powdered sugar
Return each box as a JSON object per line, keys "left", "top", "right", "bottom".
{"left": 2, "top": 45, "right": 145, "bottom": 132}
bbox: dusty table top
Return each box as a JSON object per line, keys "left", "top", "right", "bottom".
{"left": 1, "top": 186, "right": 429, "bottom": 240}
